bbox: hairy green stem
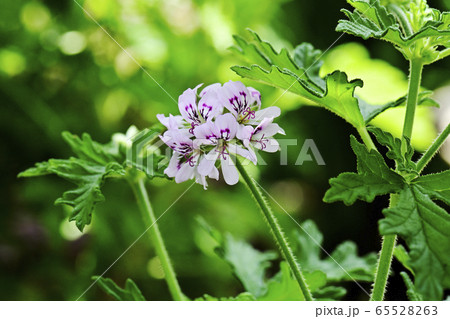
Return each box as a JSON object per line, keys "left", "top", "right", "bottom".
{"left": 371, "top": 234, "right": 397, "bottom": 301}
{"left": 402, "top": 59, "right": 423, "bottom": 141}
{"left": 236, "top": 159, "right": 313, "bottom": 301}
{"left": 356, "top": 125, "right": 397, "bottom": 301}
{"left": 416, "top": 123, "right": 450, "bottom": 173}
{"left": 130, "top": 177, "right": 185, "bottom": 301}
{"left": 371, "top": 58, "right": 424, "bottom": 301}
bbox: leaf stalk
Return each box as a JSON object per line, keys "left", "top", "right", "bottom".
{"left": 416, "top": 123, "right": 450, "bottom": 173}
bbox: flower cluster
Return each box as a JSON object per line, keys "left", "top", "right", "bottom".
{"left": 157, "top": 81, "right": 285, "bottom": 189}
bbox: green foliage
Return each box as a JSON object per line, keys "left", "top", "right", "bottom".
{"left": 293, "top": 220, "right": 377, "bottom": 282}
{"left": 400, "top": 272, "right": 424, "bottom": 301}
{"left": 217, "top": 234, "right": 277, "bottom": 297}
{"left": 394, "top": 244, "right": 414, "bottom": 274}
{"left": 231, "top": 30, "right": 409, "bottom": 130}
{"left": 324, "top": 136, "right": 404, "bottom": 205}
{"left": 324, "top": 126, "right": 450, "bottom": 300}
{"left": 379, "top": 185, "right": 450, "bottom": 300}
{"left": 337, "top": 0, "right": 450, "bottom": 63}
{"left": 93, "top": 277, "right": 146, "bottom": 301}
{"left": 18, "top": 132, "right": 126, "bottom": 231}
{"left": 18, "top": 128, "right": 167, "bottom": 231}
{"left": 195, "top": 293, "right": 256, "bottom": 301}
{"left": 198, "top": 218, "right": 374, "bottom": 301}
{"left": 368, "top": 127, "right": 417, "bottom": 174}
{"left": 413, "top": 171, "right": 450, "bottom": 206}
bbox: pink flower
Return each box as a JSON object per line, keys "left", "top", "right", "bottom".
{"left": 194, "top": 114, "right": 256, "bottom": 185}
{"left": 178, "top": 84, "right": 222, "bottom": 134}
{"left": 157, "top": 81, "right": 284, "bottom": 189}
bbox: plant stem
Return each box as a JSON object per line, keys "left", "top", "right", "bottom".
{"left": 371, "top": 59, "right": 424, "bottom": 301}
{"left": 402, "top": 58, "right": 423, "bottom": 141}
{"left": 357, "top": 126, "right": 377, "bottom": 151}
{"left": 235, "top": 158, "right": 313, "bottom": 301}
{"left": 371, "top": 234, "right": 397, "bottom": 301}
{"left": 130, "top": 177, "right": 185, "bottom": 301}
{"left": 416, "top": 122, "right": 450, "bottom": 173}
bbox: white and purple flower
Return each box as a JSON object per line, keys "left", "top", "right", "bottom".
{"left": 157, "top": 81, "right": 284, "bottom": 188}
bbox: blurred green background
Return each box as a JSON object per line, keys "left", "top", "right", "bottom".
{"left": 1, "top": 0, "right": 449, "bottom": 301}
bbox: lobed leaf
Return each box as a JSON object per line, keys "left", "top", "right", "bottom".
{"left": 231, "top": 30, "right": 367, "bottom": 129}
{"left": 199, "top": 218, "right": 348, "bottom": 301}
{"left": 217, "top": 234, "right": 277, "bottom": 298}
{"left": 379, "top": 185, "right": 450, "bottom": 300}
{"left": 93, "top": 277, "right": 146, "bottom": 301}
{"left": 293, "top": 220, "right": 378, "bottom": 282}
{"left": 368, "top": 126, "right": 417, "bottom": 174}
{"left": 19, "top": 157, "right": 125, "bottom": 231}
{"left": 324, "top": 136, "right": 405, "bottom": 205}
{"left": 413, "top": 170, "right": 450, "bottom": 206}
{"left": 337, "top": 0, "right": 450, "bottom": 63}
{"left": 18, "top": 128, "right": 167, "bottom": 231}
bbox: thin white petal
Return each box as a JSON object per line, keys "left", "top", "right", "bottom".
{"left": 220, "top": 156, "right": 239, "bottom": 185}
{"left": 251, "top": 106, "right": 281, "bottom": 124}
{"left": 198, "top": 149, "right": 219, "bottom": 176}
{"left": 175, "top": 162, "right": 195, "bottom": 183}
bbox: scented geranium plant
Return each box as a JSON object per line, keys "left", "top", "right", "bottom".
{"left": 18, "top": 0, "right": 450, "bottom": 301}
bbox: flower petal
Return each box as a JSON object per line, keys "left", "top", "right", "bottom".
{"left": 220, "top": 156, "right": 239, "bottom": 185}
{"left": 156, "top": 114, "right": 184, "bottom": 130}
{"left": 247, "top": 87, "right": 261, "bottom": 107}
{"left": 251, "top": 106, "right": 281, "bottom": 124}
{"left": 214, "top": 113, "right": 238, "bottom": 140}
{"left": 197, "top": 90, "right": 222, "bottom": 121}
{"left": 164, "top": 153, "right": 181, "bottom": 178}
{"left": 200, "top": 83, "right": 222, "bottom": 97}
{"left": 198, "top": 149, "right": 219, "bottom": 176}
{"left": 193, "top": 121, "right": 218, "bottom": 146}
{"left": 178, "top": 84, "right": 202, "bottom": 124}
{"left": 219, "top": 81, "right": 250, "bottom": 117}
{"left": 208, "top": 166, "right": 219, "bottom": 180}
{"left": 175, "top": 162, "right": 195, "bottom": 183}
{"left": 230, "top": 144, "right": 257, "bottom": 164}
{"left": 236, "top": 124, "right": 253, "bottom": 142}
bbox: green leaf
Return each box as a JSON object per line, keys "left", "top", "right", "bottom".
{"left": 217, "top": 234, "right": 277, "bottom": 297}
{"left": 324, "top": 135, "right": 405, "bottom": 205}
{"left": 314, "top": 286, "right": 347, "bottom": 301}
{"left": 359, "top": 91, "right": 439, "bottom": 124}
{"left": 197, "top": 218, "right": 276, "bottom": 297}
{"left": 93, "top": 277, "right": 146, "bottom": 301}
{"left": 413, "top": 170, "right": 450, "bottom": 206}
{"left": 199, "top": 218, "right": 346, "bottom": 301}
{"left": 293, "top": 220, "right": 378, "bottom": 282}
{"left": 258, "top": 262, "right": 346, "bottom": 301}
{"left": 400, "top": 272, "right": 424, "bottom": 301}
{"left": 394, "top": 244, "right": 414, "bottom": 274}
{"left": 231, "top": 30, "right": 366, "bottom": 129}
{"left": 19, "top": 157, "right": 124, "bottom": 231}
{"left": 257, "top": 262, "right": 306, "bottom": 301}
{"left": 195, "top": 292, "right": 256, "bottom": 301}
{"left": 379, "top": 185, "right": 450, "bottom": 300}
{"left": 368, "top": 126, "right": 417, "bottom": 174}
{"left": 18, "top": 128, "right": 167, "bottom": 231}
{"left": 292, "top": 43, "right": 326, "bottom": 89}
{"left": 337, "top": 0, "right": 450, "bottom": 63}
